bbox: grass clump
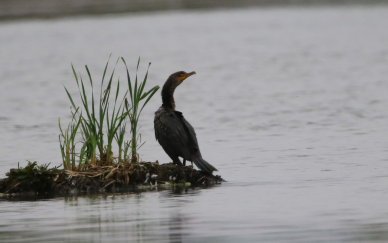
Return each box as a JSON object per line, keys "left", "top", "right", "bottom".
{"left": 58, "top": 56, "right": 159, "bottom": 170}
{"left": 122, "top": 57, "right": 159, "bottom": 163}
{"left": 0, "top": 161, "right": 61, "bottom": 194}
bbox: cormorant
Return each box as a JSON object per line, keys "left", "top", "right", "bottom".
{"left": 154, "top": 71, "right": 217, "bottom": 173}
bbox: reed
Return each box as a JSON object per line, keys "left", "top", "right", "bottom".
{"left": 122, "top": 57, "right": 159, "bottom": 163}
{"left": 58, "top": 108, "right": 82, "bottom": 170}
{"left": 58, "top": 56, "right": 159, "bottom": 170}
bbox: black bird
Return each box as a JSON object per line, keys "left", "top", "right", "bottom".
{"left": 154, "top": 71, "right": 217, "bottom": 173}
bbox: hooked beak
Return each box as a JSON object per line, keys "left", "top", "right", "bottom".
{"left": 186, "top": 71, "right": 196, "bottom": 77}
{"left": 179, "top": 71, "right": 196, "bottom": 82}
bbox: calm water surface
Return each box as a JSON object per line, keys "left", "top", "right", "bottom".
{"left": 1, "top": 5, "right": 388, "bottom": 242}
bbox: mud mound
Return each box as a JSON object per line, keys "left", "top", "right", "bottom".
{"left": 0, "top": 161, "right": 223, "bottom": 195}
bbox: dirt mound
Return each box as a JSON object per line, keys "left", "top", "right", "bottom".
{"left": 0, "top": 161, "right": 223, "bottom": 195}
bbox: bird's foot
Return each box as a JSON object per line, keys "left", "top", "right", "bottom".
{"left": 173, "top": 161, "right": 183, "bottom": 166}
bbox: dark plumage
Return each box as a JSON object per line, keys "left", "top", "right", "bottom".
{"left": 154, "top": 71, "right": 217, "bottom": 173}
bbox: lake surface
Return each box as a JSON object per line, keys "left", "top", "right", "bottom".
{"left": 1, "top": 5, "right": 388, "bottom": 242}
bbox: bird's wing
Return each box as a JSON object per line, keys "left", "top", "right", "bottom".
{"left": 154, "top": 109, "right": 191, "bottom": 158}
{"left": 173, "top": 111, "right": 200, "bottom": 154}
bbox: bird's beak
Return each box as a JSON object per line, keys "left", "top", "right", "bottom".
{"left": 179, "top": 71, "right": 196, "bottom": 82}
{"left": 187, "top": 71, "right": 196, "bottom": 77}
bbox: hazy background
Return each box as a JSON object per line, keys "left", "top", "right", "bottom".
{"left": 1, "top": 1, "right": 388, "bottom": 242}
{"left": 1, "top": 0, "right": 388, "bottom": 19}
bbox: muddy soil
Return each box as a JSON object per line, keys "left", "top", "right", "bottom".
{"left": 0, "top": 161, "right": 223, "bottom": 195}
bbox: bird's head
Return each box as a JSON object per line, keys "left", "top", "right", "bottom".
{"left": 162, "top": 71, "right": 196, "bottom": 109}
{"left": 169, "top": 71, "right": 196, "bottom": 84}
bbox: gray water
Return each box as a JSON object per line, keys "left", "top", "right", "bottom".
{"left": 1, "top": 5, "right": 388, "bottom": 242}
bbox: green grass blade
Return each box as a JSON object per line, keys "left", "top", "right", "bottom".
{"left": 85, "top": 65, "right": 93, "bottom": 87}
{"left": 115, "top": 79, "right": 120, "bottom": 103}
{"left": 102, "top": 54, "right": 112, "bottom": 84}
{"left": 71, "top": 64, "right": 79, "bottom": 85}
{"left": 137, "top": 62, "right": 151, "bottom": 100}
{"left": 64, "top": 87, "right": 77, "bottom": 110}
{"left": 137, "top": 86, "right": 160, "bottom": 120}
{"left": 122, "top": 57, "right": 133, "bottom": 104}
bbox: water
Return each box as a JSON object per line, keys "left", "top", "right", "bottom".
{"left": 1, "top": 5, "right": 388, "bottom": 242}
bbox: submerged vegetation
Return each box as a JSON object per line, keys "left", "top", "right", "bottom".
{"left": 0, "top": 56, "right": 223, "bottom": 196}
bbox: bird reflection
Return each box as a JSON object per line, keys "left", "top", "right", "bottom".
{"left": 168, "top": 213, "right": 186, "bottom": 243}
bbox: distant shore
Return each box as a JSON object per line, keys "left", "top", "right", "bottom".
{"left": 0, "top": 0, "right": 387, "bottom": 20}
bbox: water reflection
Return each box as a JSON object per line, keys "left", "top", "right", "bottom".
{"left": 0, "top": 186, "right": 210, "bottom": 242}
{"left": 60, "top": 187, "right": 204, "bottom": 242}
{"left": 166, "top": 213, "right": 190, "bottom": 243}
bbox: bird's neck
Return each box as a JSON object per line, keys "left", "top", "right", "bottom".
{"left": 161, "top": 82, "right": 177, "bottom": 110}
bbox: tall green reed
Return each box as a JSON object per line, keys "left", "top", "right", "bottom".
{"left": 59, "top": 56, "right": 159, "bottom": 169}
{"left": 58, "top": 108, "right": 82, "bottom": 170}
{"left": 122, "top": 57, "right": 159, "bottom": 163}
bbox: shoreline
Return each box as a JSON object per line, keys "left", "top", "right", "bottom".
{"left": 1, "top": 0, "right": 387, "bottom": 20}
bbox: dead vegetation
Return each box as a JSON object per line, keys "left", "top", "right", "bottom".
{"left": 0, "top": 161, "right": 223, "bottom": 195}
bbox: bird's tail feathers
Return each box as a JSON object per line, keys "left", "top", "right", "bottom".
{"left": 192, "top": 157, "right": 217, "bottom": 173}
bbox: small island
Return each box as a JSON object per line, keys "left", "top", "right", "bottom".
{"left": 0, "top": 57, "right": 223, "bottom": 197}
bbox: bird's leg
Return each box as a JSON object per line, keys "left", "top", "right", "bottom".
{"left": 173, "top": 158, "right": 183, "bottom": 166}
{"left": 183, "top": 159, "right": 186, "bottom": 166}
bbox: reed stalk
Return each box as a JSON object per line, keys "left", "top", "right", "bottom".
{"left": 122, "top": 57, "right": 159, "bottom": 163}
{"left": 64, "top": 57, "right": 129, "bottom": 165}
{"left": 58, "top": 108, "right": 82, "bottom": 170}
{"left": 59, "top": 56, "right": 158, "bottom": 169}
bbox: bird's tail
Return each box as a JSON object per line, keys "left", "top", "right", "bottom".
{"left": 192, "top": 157, "right": 218, "bottom": 173}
